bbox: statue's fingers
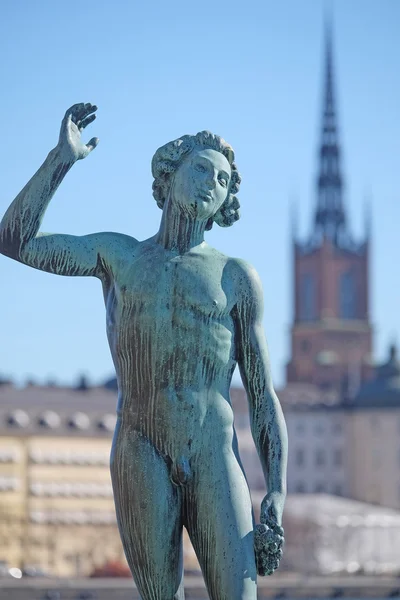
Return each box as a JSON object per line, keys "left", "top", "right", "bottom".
{"left": 266, "top": 522, "right": 284, "bottom": 541}
{"left": 271, "top": 523, "right": 284, "bottom": 536}
{"left": 68, "top": 103, "right": 86, "bottom": 124}
{"left": 82, "top": 103, "right": 98, "bottom": 119}
{"left": 73, "top": 102, "right": 95, "bottom": 126}
{"left": 79, "top": 114, "right": 97, "bottom": 131}
{"left": 85, "top": 137, "right": 99, "bottom": 153}
{"left": 64, "top": 103, "right": 84, "bottom": 121}
{"left": 263, "top": 517, "right": 284, "bottom": 535}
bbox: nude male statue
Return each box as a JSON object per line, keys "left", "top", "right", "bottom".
{"left": 0, "top": 103, "right": 288, "bottom": 599}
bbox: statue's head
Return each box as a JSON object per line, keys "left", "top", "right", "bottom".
{"left": 151, "top": 132, "right": 241, "bottom": 230}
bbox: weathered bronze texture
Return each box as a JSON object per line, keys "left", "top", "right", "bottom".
{"left": 0, "top": 104, "right": 288, "bottom": 599}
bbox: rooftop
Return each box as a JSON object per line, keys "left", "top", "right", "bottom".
{"left": 0, "top": 384, "right": 117, "bottom": 437}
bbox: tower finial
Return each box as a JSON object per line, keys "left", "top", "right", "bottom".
{"left": 314, "top": 14, "right": 347, "bottom": 246}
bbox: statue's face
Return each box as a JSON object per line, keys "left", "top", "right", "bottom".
{"left": 172, "top": 148, "right": 231, "bottom": 220}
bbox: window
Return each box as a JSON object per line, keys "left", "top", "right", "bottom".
{"left": 333, "top": 422, "right": 342, "bottom": 435}
{"left": 334, "top": 448, "right": 343, "bottom": 467}
{"left": 295, "top": 448, "right": 305, "bottom": 467}
{"left": 315, "top": 448, "right": 326, "bottom": 467}
{"left": 339, "top": 271, "right": 356, "bottom": 319}
{"left": 315, "top": 483, "right": 325, "bottom": 493}
{"left": 372, "top": 448, "right": 381, "bottom": 468}
{"left": 7, "top": 410, "right": 29, "bottom": 428}
{"left": 333, "top": 483, "right": 343, "bottom": 496}
{"left": 300, "top": 273, "right": 316, "bottom": 321}
{"left": 320, "top": 381, "right": 333, "bottom": 391}
{"left": 371, "top": 415, "right": 380, "bottom": 430}
{"left": 301, "top": 339, "right": 311, "bottom": 353}
{"left": 295, "top": 482, "right": 306, "bottom": 493}
{"left": 38, "top": 410, "right": 61, "bottom": 429}
{"left": 68, "top": 412, "right": 90, "bottom": 430}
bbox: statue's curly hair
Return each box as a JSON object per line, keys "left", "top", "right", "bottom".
{"left": 151, "top": 131, "right": 241, "bottom": 230}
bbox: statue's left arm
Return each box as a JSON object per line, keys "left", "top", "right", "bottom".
{"left": 232, "top": 258, "right": 288, "bottom": 574}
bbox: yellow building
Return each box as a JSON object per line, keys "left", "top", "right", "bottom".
{"left": 0, "top": 383, "right": 124, "bottom": 576}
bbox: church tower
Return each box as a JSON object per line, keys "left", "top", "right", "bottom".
{"left": 286, "top": 23, "right": 373, "bottom": 397}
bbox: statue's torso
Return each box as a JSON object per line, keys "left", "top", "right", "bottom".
{"left": 103, "top": 239, "right": 238, "bottom": 457}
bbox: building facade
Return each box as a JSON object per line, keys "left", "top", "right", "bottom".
{"left": 349, "top": 345, "right": 400, "bottom": 509}
{"left": 280, "top": 345, "right": 400, "bottom": 507}
{"left": 0, "top": 384, "right": 124, "bottom": 576}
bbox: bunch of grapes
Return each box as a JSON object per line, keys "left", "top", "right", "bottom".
{"left": 254, "top": 522, "right": 284, "bottom": 576}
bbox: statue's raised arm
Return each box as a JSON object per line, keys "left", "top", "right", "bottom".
{"left": 0, "top": 103, "right": 133, "bottom": 278}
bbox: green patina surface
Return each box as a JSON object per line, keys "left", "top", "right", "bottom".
{"left": 0, "top": 103, "right": 288, "bottom": 600}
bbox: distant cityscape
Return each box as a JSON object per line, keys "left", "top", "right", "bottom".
{"left": 0, "top": 19, "right": 399, "bottom": 594}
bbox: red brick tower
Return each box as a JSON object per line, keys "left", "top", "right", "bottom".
{"left": 286, "top": 24, "right": 373, "bottom": 397}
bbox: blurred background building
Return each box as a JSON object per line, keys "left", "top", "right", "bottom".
{"left": 0, "top": 19, "right": 399, "bottom": 582}
{"left": 0, "top": 383, "right": 124, "bottom": 576}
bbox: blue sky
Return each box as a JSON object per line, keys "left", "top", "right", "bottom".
{"left": 0, "top": 0, "right": 398, "bottom": 388}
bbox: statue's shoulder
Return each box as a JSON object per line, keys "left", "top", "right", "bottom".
{"left": 98, "top": 232, "right": 140, "bottom": 267}
{"left": 226, "top": 256, "right": 261, "bottom": 282}
{"left": 97, "top": 231, "right": 139, "bottom": 250}
{"left": 202, "top": 244, "right": 229, "bottom": 262}
{"left": 225, "top": 257, "right": 263, "bottom": 302}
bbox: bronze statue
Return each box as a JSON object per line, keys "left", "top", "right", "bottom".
{"left": 0, "top": 103, "right": 288, "bottom": 599}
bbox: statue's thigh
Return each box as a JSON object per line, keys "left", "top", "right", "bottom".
{"left": 111, "top": 429, "right": 183, "bottom": 600}
{"left": 187, "top": 450, "right": 257, "bottom": 600}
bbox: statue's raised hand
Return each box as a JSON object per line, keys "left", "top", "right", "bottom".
{"left": 254, "top": 491, "right": 285, "bottom": 576}
{"left": 57, "top": 103, "right": 99, "bottom": 162}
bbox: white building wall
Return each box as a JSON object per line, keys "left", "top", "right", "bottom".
{"left": 230, "top": 388, "right": 352, "bottom": 498}
{"left": 286, "top": 409, "right": 350, "bottom": 496}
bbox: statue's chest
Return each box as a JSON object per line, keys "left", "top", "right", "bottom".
{"left": 113, "top": 253, "right": 229, "bottom": 318}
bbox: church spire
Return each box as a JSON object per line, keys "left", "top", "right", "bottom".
{"left": 314, "top": 19, "right": 346, "bottom": 244}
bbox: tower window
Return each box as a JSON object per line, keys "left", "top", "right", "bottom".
{"left": 339, "top": 270, "right": 356, "bottom": 319}
{"left": 315, "top": 448, "right": 326, "bottom": 467}
{"left": 295, "top": 448, "right": 305, "bottom": 467}
{"left": 334, "top": 448, "right": 343, "bottom": 467}
{"left": 333, "top": 483, "right": 343, "bottom": 496}
{"left": 300, "top": 273, "right": 316, "bottom": 321}
{"left": 332, "top": 422, "right": 343, "bottom": 435}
